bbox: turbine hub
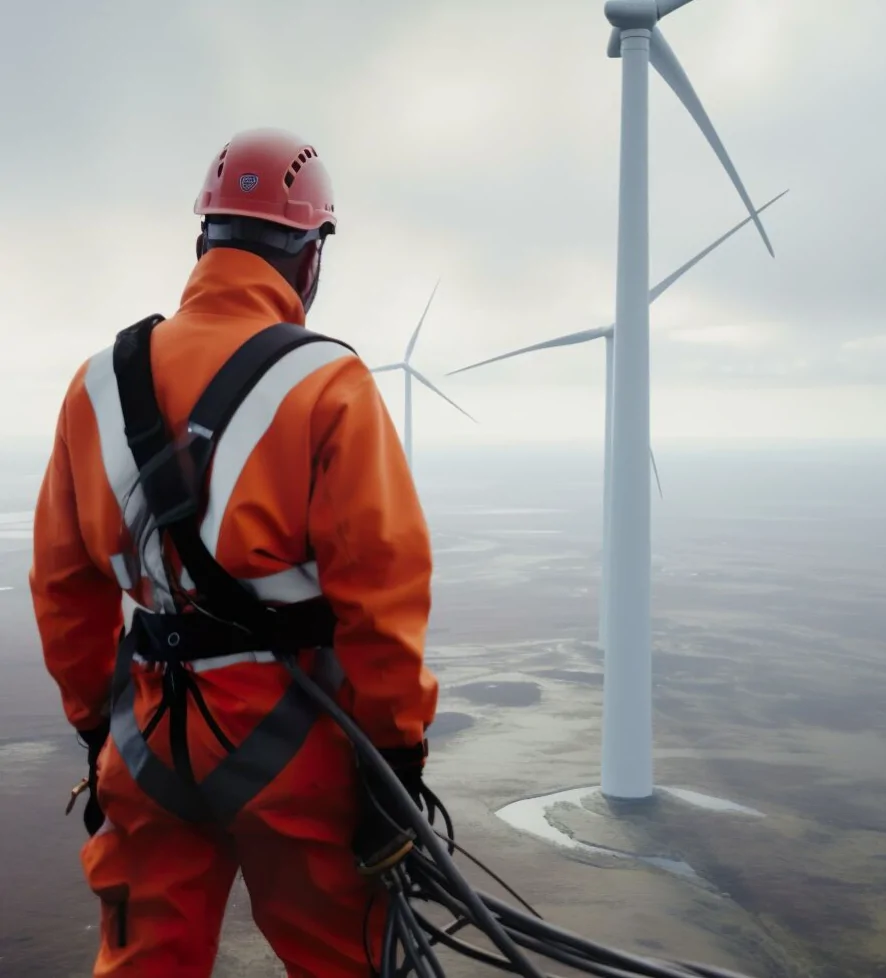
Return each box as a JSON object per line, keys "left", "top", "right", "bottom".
{"left": 605, "top": 0, "right": 659, "bottom": 30}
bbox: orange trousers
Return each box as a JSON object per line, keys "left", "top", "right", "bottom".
{"left": 81, "top": 667, "right": 385, "bottom": 978}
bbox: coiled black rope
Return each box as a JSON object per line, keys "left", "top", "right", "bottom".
{"left": 280, "top": 658, "right": 759, "bottom": 978}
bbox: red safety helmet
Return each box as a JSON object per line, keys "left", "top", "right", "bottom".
{"left": 194, "top": 128, "right": 337, "bottom": 235}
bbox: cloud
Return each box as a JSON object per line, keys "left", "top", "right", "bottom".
{"left": 1, "top": 0, "right": 885, "bottom": 445}
{"left": 664, "top": 324, "right": 777, "bottom": 350}
{"left": 841, "top": 335, "right": 886, "bottom": 354}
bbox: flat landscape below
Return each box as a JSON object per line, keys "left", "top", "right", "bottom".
{"left": 2, "top": 445, "right": 885, "bottom": 977}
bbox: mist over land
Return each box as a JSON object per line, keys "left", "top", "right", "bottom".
{"left": 1, "top": 440, "right": 885, "bottom": 977}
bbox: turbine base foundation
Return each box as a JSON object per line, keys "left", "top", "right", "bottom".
{"left": 496, "top": 784, "right": 764, "bottom": 885}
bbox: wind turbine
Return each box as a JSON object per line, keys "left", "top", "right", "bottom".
{"left": 371, "top": 281, "right": 476, "bottom": 469}
{"left": 602, "top": 0, "right": 776, "bottom": 800}
{"left": 448, "top": 190, "right": 788, "bottom": 653}
{"left": 452, "top": 1, "right": 780, "bottom": 802}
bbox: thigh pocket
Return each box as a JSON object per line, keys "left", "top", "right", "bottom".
{"left": 81, "top": 821, "right": 130, "bottom": 950}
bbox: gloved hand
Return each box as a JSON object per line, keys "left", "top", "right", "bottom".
{"left": 71, "top": 719, "right": 110, "bottom": 836}
{"left": 352, "top": 740, "right": 428, "bottom": 876}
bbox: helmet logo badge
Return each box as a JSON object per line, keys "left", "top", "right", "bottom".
{"left": 239, "top": 173, "right": 259, "bottom": 193}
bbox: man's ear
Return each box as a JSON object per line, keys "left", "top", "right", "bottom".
{"left": 196, "top": 233, "right": 205, "bottom": 261}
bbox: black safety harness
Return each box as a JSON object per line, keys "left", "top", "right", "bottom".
{"left": 108, "top": 314, "right": 355, "bottom": 825}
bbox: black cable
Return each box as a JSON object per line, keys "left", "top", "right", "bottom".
{"left": 501, "top": 923, "right": 667, "bottom": 978}
{"left": 281, "top": 656, "right": 760, "bottom": 978}
{"left": 393, "top": 907, "right": 435, "bottom": 978}
{"left": 408, "top": 837, "right": 748, "bottom": 978}
{"left": 674, "top": 965, "right": 755, "bottom": 978}
{"left": 412, "top": 884, "right": 697, "bottom": 978}
{"left": 479, "top": 890, "right": 691, "bottom": 978}
{"left": 410, "top": 843, "right": 690, "bottom": 978}
{"left": 431, "top": 829, "right": 541, "bottom": 919}
{"left": 413, "top": 908, "right": 522, "bottom": 972}
{"left": 281, "top": 660, "right": 546, "bottom": 978}
{"left": 392, "top": 885, "right": 446, "bottom": 978}
{"left": 381, "top": 898, "right": 399, "bottom": 978}
{"left": 422, "top": 786, "right": 455, "bottom": 854}
{"left": 408, "top": 850, "right": 745, "bottom": 978}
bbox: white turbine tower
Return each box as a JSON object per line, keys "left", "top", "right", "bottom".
{"left": 371, "top": 281, "right": 476, "bottom": 470}
{"left": 451, "top": 1, "right": 779, "bottom": 803}
{"left": 448, "top": 190, "right": 787, "bottom": 648}
{"left": 602, "top": 0, "right": 775, "bottom": 799}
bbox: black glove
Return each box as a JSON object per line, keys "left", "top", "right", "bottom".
{"left": 69, "top": 720, "right": 110, "bottom": 836}
{"left": 352, "top": 741, "right": 427, "bottom": 876}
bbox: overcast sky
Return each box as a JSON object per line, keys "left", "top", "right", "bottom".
{"left": 1, "top": 0, "right": 885, "bottom": 450}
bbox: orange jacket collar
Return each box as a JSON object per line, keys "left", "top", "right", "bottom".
{"left": 178, "top": 248, "right": 306, "bottom": 325}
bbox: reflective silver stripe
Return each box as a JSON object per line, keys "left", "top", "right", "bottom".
{"left": 200, "top": 341, "right": 353, "bottom": 556}
{"left": 83, "top": 347, "right": 139, "bottom": 505}
{"left": 84, "top": 347, "right": 174, "bottom": 612}
{"left": 131, "top": 646, "right": 344, "bottom": 691}
{"left": 177, "top": 561, "right": 322, "bottom": 605}
{"left": 184, "top": 650, "right": 278, "bottom": 672}
{"left": 109, "top": 554, "right": 134, "bottom": 590}
{"left": 85, "top": 341, "right": 349, "bottom": 612}
{"left": 175, "top": 340, "right": 344, "bottom": 612}
{"left": 240, "top": 562, "right": 321, "bottom": 603}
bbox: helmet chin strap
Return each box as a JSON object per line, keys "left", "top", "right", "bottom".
{"left": 297, "top": 240, "right": 323, "bottom": 316}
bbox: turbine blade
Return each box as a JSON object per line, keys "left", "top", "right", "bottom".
{"left": 446, "top": 327, "right": 611, "bottom": 377}
{"left": 650, "top": 448, "right": 663, "bottom": 499}
{"left": 404, "top": 279, "right": 441, "bottom": 364}
{"left": 657, "top": 0, "right": 696, "bottom": 18}
{"left": 409, "top": 367, "right": 478, "bottom": 423}
{"left": 447, "top": 190, "right": 789, "bottom": 380}
{"left": 650, "top": 28, "right": 775, "bottom": 258}
{"left": 607, "top": 26, "right": 622, "bottom": 59}
{"left": 650, "top": 190, "right": 789, "bottom": 303}
{"left": 370, "top": 363, "right": 404, "bottom": 374}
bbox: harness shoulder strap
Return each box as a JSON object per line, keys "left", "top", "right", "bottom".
{"left": 186, "top": 323, "right": 356, "bottom": 486}
{"left": 114, "top": 314, "right": 168, "bottom": 470}
{"left": 112, "top": 316, "right": 353, "bottom": 641}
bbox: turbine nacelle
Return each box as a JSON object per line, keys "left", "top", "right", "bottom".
{"left": 605, "top": 0, "right": 694, "bottom": 33}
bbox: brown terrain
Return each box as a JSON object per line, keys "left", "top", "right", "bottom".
{"left": 1, "top": 444, "right": 885, "bottom": 977}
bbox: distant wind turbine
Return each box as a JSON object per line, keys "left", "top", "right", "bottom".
{"left": 449, "top": 190, "right": 788, "bottom": 656}
{"left": 371, "top": 281, "right": 477, "bottom": 469}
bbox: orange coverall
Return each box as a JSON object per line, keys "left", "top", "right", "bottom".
{"left": 29, "top": 247, "right": 439, "bottom": 977}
